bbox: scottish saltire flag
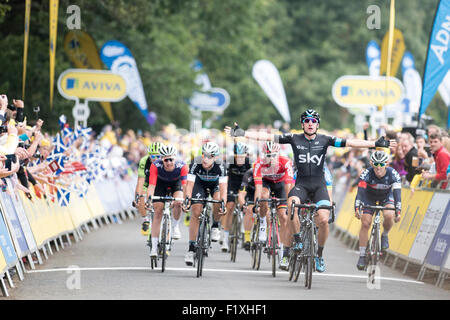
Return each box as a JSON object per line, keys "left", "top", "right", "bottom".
{"left": 419, "top": 0, "right": 450, "bottom": 118}
{"left": 52, "top": 133, "right": 67, "bottom": 154}
{"left": 58, "top": 114, "right": 67, "bottom": 130}
{"left": 56, "top": 186, "right": 70, "bottom": 207}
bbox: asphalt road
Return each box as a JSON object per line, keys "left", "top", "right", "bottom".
{"left": 3, "top": 214, "right": 450, "bottom": 300}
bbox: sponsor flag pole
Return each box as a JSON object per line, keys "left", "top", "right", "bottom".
{"left": 22, "top": 0, "right": 31, "bottom": 101}
{"left": 381, "top": 0, "right": 396, "bottom": 112}
{"left": 49, "top": 0, "right": 59, "bottom": 110}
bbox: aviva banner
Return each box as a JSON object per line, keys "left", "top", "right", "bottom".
{"left": 332, "top": 75, "right": 405, "bottom": 108}
{"left": 57, "top": 69, "right": 127, "bottom": 102}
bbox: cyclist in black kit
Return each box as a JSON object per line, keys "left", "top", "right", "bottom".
{"left": 354, "top": 150, "right": 402, "bottom": 270}
{"left": 225, "top": 109, "right": 397, "bottom": 272}
{"left": 183, "top": 142, "right": 227, "bottom": 266}
{"left": 221, "top": 142, "right": 251, "bottom": 252}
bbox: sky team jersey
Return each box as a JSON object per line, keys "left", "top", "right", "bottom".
{"left": 253, "top": 156, "right": 294, "bottom": 185}
{"left": 187, "top": 157, "right": 227, "bottom": 184}
{"left": 148, "top": 159, "right": 188, "bottom": 186}
{"left": 227, "top": 157, "right": 252, "bottom": 182}
{"left": 355, "top": 167, "right": 402, "bottom": 211}
{"left": 276, "top": 133, "right": 345, "bottom": 178}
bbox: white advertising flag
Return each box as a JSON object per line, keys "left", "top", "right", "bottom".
{"left": 252, "top": 60, "right": 291, "bottom": 123}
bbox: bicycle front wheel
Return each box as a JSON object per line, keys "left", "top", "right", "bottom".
{"left": 304, "top": 225, "right": 314, "bottom": 289}
{"left": 271, "top": 218, "right": 277, "bottom": 278}
{"left": 230, "top": 213, "right": 238, "bottom": 262}
{"left": 196, "top": 219, "right": 207, "bottom": 278}
{"left": 160, "top": 216, "right": 168, "bottom": 273}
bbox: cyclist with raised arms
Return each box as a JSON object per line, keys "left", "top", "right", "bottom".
{"left": 145, "top": 144, "right": 188, "bottom": 257}
{"left": 182, "top": 142, "right": 227, "bottom": 266}
{"left": 354, "top": 150, "right": 401, "bottom": 270}
{"left": 253, "top": 141, "right": 294, "bottom": 269}
{"left": 221, "top": 142, "right": 252, "bottom": 252}
{"left": 225, "top": 109, "right": 396, "bottom": 272}
{"left": 133, "top": 142, "right": 162, "bottom": 236}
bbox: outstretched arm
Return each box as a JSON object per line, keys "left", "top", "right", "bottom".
{"left": 224, "top": 123, "right": 275, "bottom": 142}
{"left": 346, "top": 136, "right": 397, "bottom": 149}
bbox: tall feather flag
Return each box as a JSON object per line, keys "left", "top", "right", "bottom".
{"left": 418, "top": 0, "right": 450, "bottom": 122}
{"left": 22, "top": 0, "right": 31, "bottom": 100}
{"left": 49, "top": 0, "right": 59, "bottom": 109}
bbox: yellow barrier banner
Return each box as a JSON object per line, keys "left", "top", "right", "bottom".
{"left": 0, "top": 248, "right": 7, "bottom": 273}
{"left": 335, "top": 188, "right": 357, "bottom": 232}
{"left": 19, "top": 192, "right": 46, "bottom": 247}
{"left": 68, "top": 195, "right": 92, "bottom": 228}
{"left": 83, "top": 185, "right": 106, "bottom": 219}
{"left": 389, "top": 189, "right": 434, "bottom": 255}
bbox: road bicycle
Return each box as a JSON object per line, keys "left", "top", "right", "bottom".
{"left": 254, "top": 196, "right": 286, "bottom": 278}
{"left": 186, "top": 195, "right": 225, "bottom": 278}
{"left": 289, "top": 201, "right": 335, "bottom": 289}
{"left": 359, "top": 204, "right": 397, "bottom": 284}
{"left": 148, "top": 196, "right": 183, "bottom": 272}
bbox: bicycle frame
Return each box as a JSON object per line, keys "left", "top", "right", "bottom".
{"left": 255, "top": 197, "right": 286, "bottom": 277}
{"left": 149, "top": 196, "right": 183, "bottom": 272}
{"left": 359, "top": 204, "right": 396, "bottom": 276}
{"left": 189, "top": 197, "right": 225, "bottom": 278}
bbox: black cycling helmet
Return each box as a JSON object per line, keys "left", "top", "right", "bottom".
{"left": 300, "top": 109, "right": 320, "bottom": 123}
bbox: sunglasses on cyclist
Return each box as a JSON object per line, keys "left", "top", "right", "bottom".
{"left": 150, "top": 154, "right": 161, "bottom": 160}
{"left": 372, "top": 162, "right": 386, "bottom": 167}
{"left": 264, "top": 153, "right": 278, "bottom": 158}
{"left": 303, "top": 118, "right": 318, "bottom": 124}
{"left": 202, "top": 153, "right": 215, "bottom": 159}
{"left": 163, "top": 158, "right": 174, "bottom": 163}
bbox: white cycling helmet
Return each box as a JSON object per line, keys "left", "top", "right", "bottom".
{"left": 159, "top": 144, "right": 177, "bottom": 158}
{"left": 202, "top": 142, "right": 220, "bottom": 156}
{"left": 370, "top": 150, "right": 389, "bottom": 164}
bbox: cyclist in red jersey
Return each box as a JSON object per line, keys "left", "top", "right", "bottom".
{"left": 253, "top": 141, "right": 294, "bottom": 270}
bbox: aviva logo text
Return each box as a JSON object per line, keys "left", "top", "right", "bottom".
{"left": 332, "top": 75, "right": 404, "bottom": 108}
{"left": 58, "top": 69, "right": 127, "bottom": 102}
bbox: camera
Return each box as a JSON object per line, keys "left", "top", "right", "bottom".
{"left": 0, "top": 125, "right": 7, "bottom": 134}
{"left": 7, "top": 104, "right": 16, "bottom": 111}
{"left": 4, "top": 154, "right": 17, "bottom": 171}
{"left": 33, "top": 106, "right": 40, "bottom": 113}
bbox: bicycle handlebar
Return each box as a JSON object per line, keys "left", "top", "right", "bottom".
{"left": 358, "top": 204, "right": 398, "bottom": 217}
{"left": 290, "top": 201, "right": 336, "bottom": 224}
{"left": 151, "top": 196, "right": 184, "bottom": 202}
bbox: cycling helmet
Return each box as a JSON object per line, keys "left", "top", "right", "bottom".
{"left": 202, "top": 142, "right": 220, "bottom": 156}
{"left": 370, "top": 150, "right": 389, "bottom": 164}
{"left": 148, "top": 141, "right": 162, "bottom": 155}
{"left": 300, "top": 109, "right": 320, "bottom": 123}
{"left": 262, "top": 141, "right": 280, "bottom": 154}
{"left": 159, "top": 144, "right": 177, "bottom": 157}
{"left": 234, "top": 142, "right": 249, "bottom": 155}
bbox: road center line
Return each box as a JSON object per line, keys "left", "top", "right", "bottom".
{"left": 24, "top": 266, "right": 424, "bottom": 285}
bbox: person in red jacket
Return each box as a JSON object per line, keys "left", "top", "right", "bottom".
{"left": 422, "top": 133, "right": 450, "bottom": 189}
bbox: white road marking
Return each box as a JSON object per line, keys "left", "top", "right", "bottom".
{"left": 25, "top": 266, "right": 424, "bottom": 285}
